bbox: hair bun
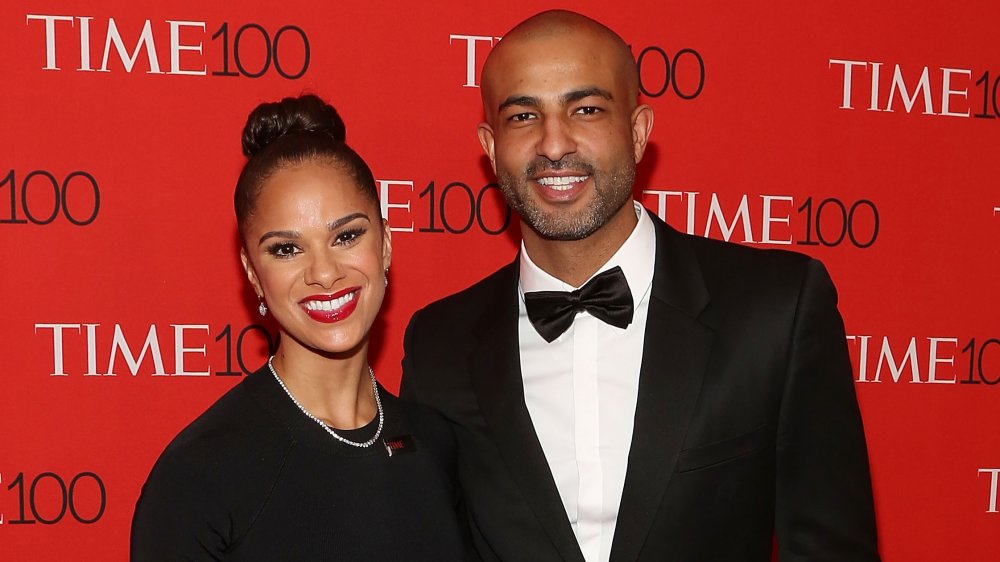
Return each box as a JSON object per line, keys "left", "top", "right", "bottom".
{"left": 241, "top": 94, "right": 346, "bottom": 157}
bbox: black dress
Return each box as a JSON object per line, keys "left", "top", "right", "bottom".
{"left": 131, "top": 367, "right": 473, "bottom": 561}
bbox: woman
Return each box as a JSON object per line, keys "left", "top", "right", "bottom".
{"left": 131, "top": 95, "right": 471, "bottom": 560}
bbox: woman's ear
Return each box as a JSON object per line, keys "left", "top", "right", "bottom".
{"left": 240, "top": 247, "right": 263, "bottom": 298}
{"left": 381, "top": 219, "right": 393, "bottom": 271}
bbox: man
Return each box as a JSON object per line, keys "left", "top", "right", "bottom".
{"left": 401, "top": 10, "right": 879, "bottom": 562}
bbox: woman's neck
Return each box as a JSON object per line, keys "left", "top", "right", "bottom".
{"left": 269, "top": 339, "right": 376, "bottom": 429}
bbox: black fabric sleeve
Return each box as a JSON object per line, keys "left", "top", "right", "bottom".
{"left": 130, "top": 453, "right": 230, "bottom": 561}
{"left": 399, "top": 308, "right": 422, "bottom": 403}
{"left": 774, "top": 259, "right": 880, "bottom": 561}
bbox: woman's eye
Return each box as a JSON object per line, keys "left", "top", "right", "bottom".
{"left": 267, "top": 243, "right": 299, "bottom": 257}
{"left": 336, "top": 228, "right": 366, "bottom": 245}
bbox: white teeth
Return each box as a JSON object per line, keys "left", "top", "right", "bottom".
{"left": 536, "top": 176, "right": 588, "bottom": 190}
{"left": 304, "top": 291, "right": 356, "bottom": 311}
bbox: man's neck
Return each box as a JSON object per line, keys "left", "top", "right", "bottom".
{"left": 522, "top": 203, "right": 639, "bottom": 287}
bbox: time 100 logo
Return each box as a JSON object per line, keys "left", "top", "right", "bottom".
{"left": 1, "top": 471, "right": 106, "bottom": 525}
{"left": 1, "top": 169, "right": 99, "bottom": 226}
{"left": 26, "top": 15, "right": 310, "bottom": 80}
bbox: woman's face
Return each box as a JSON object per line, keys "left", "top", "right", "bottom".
{"left": 241, "top": 159, "right": 391, "bottom": 357}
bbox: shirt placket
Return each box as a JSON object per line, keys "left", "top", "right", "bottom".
{"left": 573, "top": 312, "right": 603, "bottom": 561}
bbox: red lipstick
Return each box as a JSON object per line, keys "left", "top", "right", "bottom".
{"left": 298, "top": 286, "right": 361, "bottom": 323}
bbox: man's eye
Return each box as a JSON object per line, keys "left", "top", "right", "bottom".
{"left": 575, "top": 106, "right": 601, "bottom": 115}
{"left": 510, "top": 112, "right": 535, "bottom": 122}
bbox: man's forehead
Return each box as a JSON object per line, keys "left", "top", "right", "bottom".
{"left": 485, "top": 54, "right": 626, "bottom": 110}
{"left": 481, "top": 12, "right": 637, "bottom": 115}
{"left": 485, "top": 36, "right": 620, "bottom": 88}
{"left": 494, "top": 26, "right": 619, "bottom": 64}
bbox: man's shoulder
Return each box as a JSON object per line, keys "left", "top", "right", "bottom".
{"left": 689, "top": 230, "right": 812, "bottom": 268}
{"left": 659, "top": 217, "right": 818, "bottom": 286}
{"left": 411, "top": 260, "right": 517, "bottom": 328}
{"left": 401, "top": 263, "right": 516, "bottom": 400}
{"left": 658, "top": 222, "right": 836, "bottom": 322}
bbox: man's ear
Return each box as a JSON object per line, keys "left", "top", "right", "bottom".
{"left": 630, "top": 104, "right": 654, "bottom": 163}
{"left": 477, "top": 122, "right": 497, "bottom": 174}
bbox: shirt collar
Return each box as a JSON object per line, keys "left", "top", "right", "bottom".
{"left": 519, "top": 201, "right": 656, "bottom": 306}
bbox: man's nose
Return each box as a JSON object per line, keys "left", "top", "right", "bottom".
{"left": 536, "top": 115, "right": 577, "bottom": 162}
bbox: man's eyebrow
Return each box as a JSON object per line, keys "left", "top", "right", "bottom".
{"left": 563, "top": 87, "right": 614, "bottom": 104}
{"left": 498, "top": 95, "right": 539, "bottom": 113}
{"left": 498, "top": 88, "right": 614, "bottom": 113}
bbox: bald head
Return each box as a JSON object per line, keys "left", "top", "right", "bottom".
{"left": 474, "top": 9, "right": 654, "bottom": 253}
{"left": 480, "top": 10, "right": 640, "bottom": 121}
{"left": 498, "top": 9, "right": 631, "bottom": 50}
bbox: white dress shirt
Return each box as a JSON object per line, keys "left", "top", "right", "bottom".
{"left": 518, "top": 202, "right": 656, "bottom": 562}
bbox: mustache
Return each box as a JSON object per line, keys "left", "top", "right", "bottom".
{"left": 524, "top": 156, "right": 595, "bottom": 177}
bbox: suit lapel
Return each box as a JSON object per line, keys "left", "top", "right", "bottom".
{"left": 610, "top": 214, "right": 715, "bottom": 562}
{"left": 470, "top": 261, "right": 587, "bottom": 562}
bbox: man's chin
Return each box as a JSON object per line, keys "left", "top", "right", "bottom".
{"left": 524, "top": 215, "right": 603, "bottom": 241}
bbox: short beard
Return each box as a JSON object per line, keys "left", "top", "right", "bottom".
{"left": 498, "top": 156, "right": 635, "bottom": 241}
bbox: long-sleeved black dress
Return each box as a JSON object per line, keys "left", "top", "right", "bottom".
{"left": 131, "top": 366, "right": 473, "bottom": 561}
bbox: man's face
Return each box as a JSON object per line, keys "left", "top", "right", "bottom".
{"left": 478, "top": 31, "right": 644, "bottom": 240}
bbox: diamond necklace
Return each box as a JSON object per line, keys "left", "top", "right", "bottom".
{"left": 267, "top": 356, "right": 384, "bottom": 448}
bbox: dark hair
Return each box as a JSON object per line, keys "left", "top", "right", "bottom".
{"left": 234, "top": 94, "right": 379, "bottom": 239}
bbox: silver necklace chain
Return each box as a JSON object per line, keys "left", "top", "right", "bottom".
{"left": 267, "top": 356, "right": 384, "bottom": 448}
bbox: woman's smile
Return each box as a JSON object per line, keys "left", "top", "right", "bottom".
{"left": 299, "top": 287, "right": 361, "bottom": 323}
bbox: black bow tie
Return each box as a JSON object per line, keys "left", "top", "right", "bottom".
{"left": 523, "top": 266, "right": 634, "bottom": 343}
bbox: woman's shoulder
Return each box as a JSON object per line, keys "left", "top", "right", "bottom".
{"left": 138, "top": 369, "right": 295, "bottom": 510}
{"left": 132, "top": 369, "right": 295, "bottom": 555}
{"left": 161, "top": 370, "right": 291, "bottom": 464}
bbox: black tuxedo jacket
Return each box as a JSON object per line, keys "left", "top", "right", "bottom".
{"left": 401, "top": 213, "right": 879, "bottom": 561}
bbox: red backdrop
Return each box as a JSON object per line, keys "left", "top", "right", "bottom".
{"left": 3, "top": 1, "right": 998, "bottom": 560}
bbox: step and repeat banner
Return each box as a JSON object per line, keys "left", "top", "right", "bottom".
{"left": 2, "top": 1, "right": 997, "bottom": 560}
